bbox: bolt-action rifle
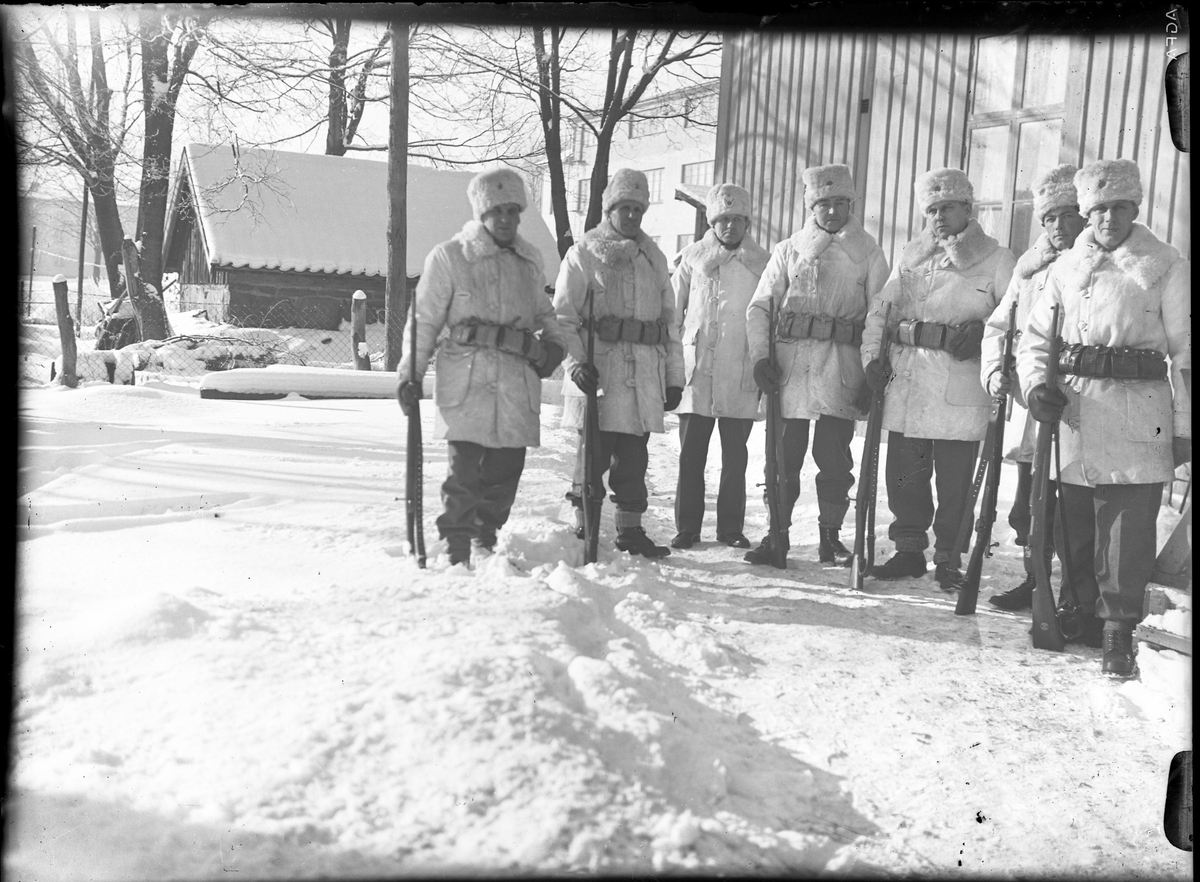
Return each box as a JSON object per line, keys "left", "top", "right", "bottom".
{"left": 956, "top": 298, "right": 1018, "bottom": 615}
{"left": 850, "top": 301, "right": 891, "bottom": 590}
{"left": 1029, "top": 303, "right": 1064, "bottom": 651}
{"left": 763, "top": 297, "right": 789, "bottom": 569}
{"left": 581, "top": 289, "right": 603, "bottom": 564}
{"left": 405, "top": 294, "right": 426, "bottom": 568}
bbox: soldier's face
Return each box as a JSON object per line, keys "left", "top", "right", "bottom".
{"left": 481, "top": 203, "right": 522, "bottom": 246}
{"left": 711, "top": 215, "right": 748, "bottom": 248}
{"left": 813, "top": 197, "right": 851, "bottom": 233}
{"left": 1042, "top": 206, "right": 1086, "bottom": 251}
{"left": 1089, "top": 200, "right": 1139, "bottom": 250}
{"left": 608, "top": 201, "right": 645, "bottom": 239}
{"left": 926, "top": 200, "right": 971, "bottom": 238}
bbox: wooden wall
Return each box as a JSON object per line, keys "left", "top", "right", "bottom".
{"left": 717, "top": 31, "right": 1189, "bottom": 264}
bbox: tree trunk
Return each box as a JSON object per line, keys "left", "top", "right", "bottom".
{"left": 384, "top": 20, "right": 409, "bottom": 372}
{"left": 533, "top": 26, "right": 574, "bottom": 259}
{"left": 325, "top": 18, "right": 351, "bottom": 156}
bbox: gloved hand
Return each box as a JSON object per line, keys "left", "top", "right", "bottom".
{"left": 985, "top": 369, "right": 1012, "bottom": 398}
{"left": 753, "top": 358, "right": 782, "bottom": 393}
{"left": 1173, "top": 437, "right": 1192, "bottom": 467}
{"left": 1027, "top": 383, "right": 1067, "bottom": 423}
{"left": 570, "top": 362, "right": 600, "bottom": 395}
{"left": 534, "top": 341, "right": 565, "bottom": 379}
{"left": 948, "top": 320, "right": 985, "bottom": 361}
{"left": 864, "top": 358, "right": 891, "bottom": 392}
{"left": 664, "top": 386, "right": 683, "bottom": 411}
{"left": 397, "top": 379, "right": 421, "bottom": 417}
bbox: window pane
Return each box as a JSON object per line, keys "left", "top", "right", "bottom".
{"left": 968, "top": 124, "right": 1010, "bottom": 203}
{"left": 1014, "top": 118, "right": 1063, "bottom": 201}
{"left": 974, "top": 36, "right": 1018, "bottom": 113}
{"left": 974, "top": 203, "right": 1005, "bottom": 242}
{"left": 682, "top": 160, "right": 714, "bottom": 186}
{"left": 644, "top": 168, "right": 664, "bottom": 203}
{"left": 1010, "top": 201, "right": 1036, "bottom": 254}
{"left": 676, "top": 233, "right": 693, "bottom": 253}
{"left": 1023, "top": 36, "right": 1070, "bottom": 107}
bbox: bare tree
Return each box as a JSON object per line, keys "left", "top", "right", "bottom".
{"left": 420, "top": 27, "right": 721, "bottom": 256}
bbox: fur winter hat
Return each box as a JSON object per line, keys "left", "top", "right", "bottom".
{"left": 1074, "top": 158, "right": 1143, "bottom": 215}
{"left": 914, "top": 168, "right": 974, "bottom": 213}
{"left": 467, "top": 168, "right": 528, "bottom": 220}
{"left": 802, "top": 164, "right": 856, "bottom": 209}
{"left": 1032, "top": 164, "right": 1080, "bottom": 221}
{"left": 602, "top": 168, "right": 650, "bottom": 212}
{"left": 705, "top": 183, "right": 752, "bottom": 223}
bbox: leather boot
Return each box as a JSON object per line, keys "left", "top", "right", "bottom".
{"left": 818, "top": 527, "right": 853, "bottom": 567}
{"left": 868, "top": 551, "right": 927, "bottom": 580}
{"left": 1101, "top": 622, "right": 1136, "bottom": 677}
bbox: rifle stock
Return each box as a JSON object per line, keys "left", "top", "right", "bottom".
{"left": 1029, "top": 304, "right": 1064, "bottom": 650}
{"left": 764, "top": 299, "right": 788, "bottom": 569}
{"left": 582, "top": 289, "right": 602, "bottom": 563}
{"left": 851, "top": 302, "right": 891, "bottom": 590}
{"left": 406, "top": 295, "right": 426, "bottom": 568}
{"left": 955, "top": 298, "right": 1018, "bottom": 615}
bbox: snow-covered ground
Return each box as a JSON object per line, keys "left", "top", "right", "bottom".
{"left": 11, "top": 372, "right": 1192, "bottom": 878}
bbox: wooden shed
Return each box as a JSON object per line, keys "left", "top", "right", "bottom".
{"left": 716, "top": 30, "right": 1189, "bottom": 263}
{"left": 163, "top": 144, "right": 562, "bottom": 329}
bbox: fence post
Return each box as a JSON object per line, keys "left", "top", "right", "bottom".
{"left": 52, "top": 274, "right": 78, "bottom": 388}
{"left": 351, "top": 290, "right": 371, "bottom": 370}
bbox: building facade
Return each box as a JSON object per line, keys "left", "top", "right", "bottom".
{"left": 540, "top": 82, "right": 719, "bottom": 261}
{"left": 717, "top": 31, "right": 1189, "bottom": 264}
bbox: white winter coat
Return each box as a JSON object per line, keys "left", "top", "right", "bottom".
{"left": 861, "top": 219, "right": 1016, "bottom": 441}
{"left": 746, "top": 216, "right": 890, "bottom": 421}
{"left": 672, "top": 229, "right": 770, "bottom": 419}
{"left": 1016, "top": 223, "right": 1191, "bottom": 487}
{"left": 397, "top": 221, "right": 568, "bottom": 448}
{"left": 980, "top": 233, "right": 1063, "bottom": 462}
{"left": 554, "top": 221, "right": 686, "bottom": 435}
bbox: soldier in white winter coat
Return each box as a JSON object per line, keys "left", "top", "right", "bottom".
{"left": 744, "top": 164, "right": 890, "bottom": 565}
{"left": 860, "top": 168, "right": 1017, "bottom": 590}
{"left": 397, "top": 168, "right": 568, "bottom": 566}
{"left": 553, "top": 168, "right": 686, "bottom": 558}
{"left": 669, "top": 183, "right": 770, "bottom": 551}
{"left": 979, "top": 165, "right": 1087, "bottom": 618}
{"left": 1017, "top": 158, "right": 1191, "bottom": 676}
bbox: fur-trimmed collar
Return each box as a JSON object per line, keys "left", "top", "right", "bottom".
{"left": 901, "top": 219, "right": 1000, "bottom": 272}
{"left": 580, "top": 219, "right": 665, "bottom": 268}
{"left": 1015, "top": 233, "right": 1063, "bottom": 281}
{"left": 456, "top": 220, "right": 544, "bottom": 272}
{"left": 688, "top": 228, "right": 772, "bottom": 277}
{"left": 791, "top": 215, "right": 877, "bottom": 263}
{"left": 1057, "top": 223, "right": 1181, "bottom": 291}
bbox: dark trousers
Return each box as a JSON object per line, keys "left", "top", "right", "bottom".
{"left": 884, "top": 432, "right": 979, "bottom": 564}
{"left": 768, "top": 416, "right": 857, "bottom": 529}
{"left": 675, "top": 414, "right": 755, "bottom": 535}
{"left": 1057, "top": 481, "right": 1162, "bottom": 624}
{"left": 570, "top": 430, "right": 650, "bottom": 512}
{"left": 437, "top": 441, "right": 526, "bottom": 547}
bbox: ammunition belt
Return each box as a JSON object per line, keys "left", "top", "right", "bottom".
{"left": 888, "top": 319, "right": 959, "bottom": 352}
{"left": 447, "top": 321, "right": 546, "bottom": 365}
{"left": 1057, "top": 343, "right": 1167, "bottom": 380}
{"left": 777, "top": 311, "right": 864, "bottom": 346}
{"left": 585, "top": 316, "right": 667, "bottom": 346}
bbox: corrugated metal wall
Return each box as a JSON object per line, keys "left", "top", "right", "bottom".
{"left": 717, "top": 31, "right": 1189, "bottom": 263}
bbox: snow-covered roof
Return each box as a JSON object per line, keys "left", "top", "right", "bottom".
{"left": 172, "top": 144, "right": 562, "bottom": 284}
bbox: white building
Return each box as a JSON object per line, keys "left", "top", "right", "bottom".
{"left": 540, "top": 82, "right": 719, "bottom": 262}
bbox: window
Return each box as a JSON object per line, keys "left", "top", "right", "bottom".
{"left": 966, "top": 35, "right": 1078, "bottom": 251}
{"left": 628, "top": 115, "right": 666, "bottom": 139}
{"left": 574, "top": 179, "right": 590, "bottom": 213}
{"left": 681, "top": 160, "right": 714, "bottom": 187}
{"left": 572, "top": 126, "right": 596, "bottom": 162}
{"left": 644, "top": 168, "right": 664, "bottom": 203}
{"left": 676, "top": 233, "right": 694, "bottom": 254}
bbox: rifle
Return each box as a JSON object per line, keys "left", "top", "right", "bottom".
{"left": 405, "top": 294, "right": 427, "bottom": 568}
{"left": 1050, "top": 426, "right": 1083, "bottom": 640}
{"left": 764, "top": 298, "right": 789, "bottom": 569}
{"left": 850, "top": 301, "right": 891, "bottom": 590}
{"left": 1029, "top": 303, "right": 1063, "bottom": 651}
{"left": 581, "top": 288, "right": 603, "bottom": 564}
{"left": 956, "top": 298, "right": 1018, "bottom": 615}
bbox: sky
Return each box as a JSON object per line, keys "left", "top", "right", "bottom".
{"left": 10, "top": 309, "right": 1193, "bottom": 877}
